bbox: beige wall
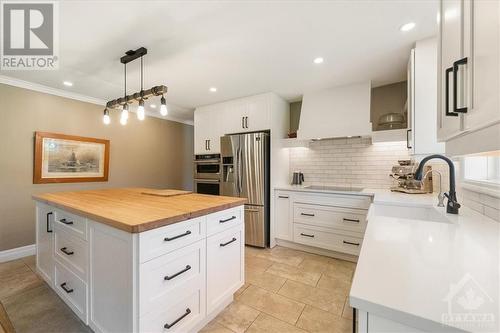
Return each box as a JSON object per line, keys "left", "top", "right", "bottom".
{"left": 371, "top": 81, "right": 407, "bottom": 131}
{"left": 0, "top": 83, "right": 194, "bottom": 251}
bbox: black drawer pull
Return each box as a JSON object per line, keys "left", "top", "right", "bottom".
{"left": 220, "top": 237, "right": 237, "bottom": 247}
{"left": 46, "top": 212, "right": 53, "bottom": 233}
{"left": 164, "top": 308, "right": 191, "bottom": 329}
{"left": 301, "top": 213, "right": 315, "bottom": 217}
{"left": 219, "top": 216, "right": 236, "bottom": 223}
{"left": 300, "top": 233, "right": 315, "bottom": 238}
{"left": 164, "top": 265, "right": 191, "bottom": 281}
{"left": 164, "top": 230, "right": 191, "bottom": 242}
{"left": 343, "top": 218, "right": 360, "bottom": 223}
{"left": 59, "top": 218, "right": 74, "bottom": 225}
{"left": 60, "top": 282, "right": 74, "bottom": 293}
{"left": 343, "top": 240, "right": 360, "bottom": 246}
{"left": 60, "top": 247, "right": 74, "bottom": 255}
{"left": 278, "top": 196, "right": 289, "bottom": 199}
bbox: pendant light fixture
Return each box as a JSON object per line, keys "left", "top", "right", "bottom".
{"left": 103, "top": 47, "right": 169, "bottom": 125}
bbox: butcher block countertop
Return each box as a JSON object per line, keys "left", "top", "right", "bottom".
{"left": 33, "top": 188, "right": 247, "bottom": 233}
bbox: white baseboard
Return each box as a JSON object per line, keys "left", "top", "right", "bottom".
{"left": 0, "top": 244, "right": 36, "bottom": 263}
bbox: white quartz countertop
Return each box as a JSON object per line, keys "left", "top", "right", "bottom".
{"left": 274, "top": 184, "right": 375, "bottom": 197}
{"left": 349, "top": 190, "right": 500, "bottom": 332}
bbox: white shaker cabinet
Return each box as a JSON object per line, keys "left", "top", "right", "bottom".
{"left": 438, "top": 0, "right": 500, "bottom": 154}
{"left": 274, "top": 191, "right": 292, "bottom": 241}
{"left": 194, "top": 105, "right": 221, "bottom": 154}
{"left": 36, "top": 203, "right": 55, "bottom": 286}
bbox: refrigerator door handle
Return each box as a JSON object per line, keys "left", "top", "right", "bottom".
{"left": 238, "top": 146, "right": 243, "bottom": 194}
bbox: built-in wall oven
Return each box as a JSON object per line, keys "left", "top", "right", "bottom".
{"left": 194, "top": 154, "right": 221, "bottom": 195}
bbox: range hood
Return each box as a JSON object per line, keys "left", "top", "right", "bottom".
{"left": 297, "top": 82, "right": 372, "bottom": 140}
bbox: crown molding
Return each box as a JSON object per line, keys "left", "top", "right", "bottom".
{"left": 0, "top": 75, "right": 194, "bottom": 126}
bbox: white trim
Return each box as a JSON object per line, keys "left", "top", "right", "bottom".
{"left": 0, "top": 244, "right": 36, "bottom": 263}
{"left": 0, "top": 75, "right": 194, "bottom": 125}
{"left": 0, "top": 75, "right": 106, "bottom": 105}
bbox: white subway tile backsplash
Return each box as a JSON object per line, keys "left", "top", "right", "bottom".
{"left": 460, "top": 188, "right": 500, "bottom": 222}
{"left": 289, "top": 137, "right": 409, "bottom": 189}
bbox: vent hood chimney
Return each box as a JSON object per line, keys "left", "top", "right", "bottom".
{"left": 297, "top": 82, "right": 372, "bottom": 140}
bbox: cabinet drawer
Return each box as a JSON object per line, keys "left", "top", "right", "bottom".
{"left": 294, "top": 203, "right": 367, "bottom": 233}
{"left": 54, "top": 209, "right": 87, "bottom": 241}
{"left": 139, "top": 240, "right": 206, "bottom": 316}
{"left": 54, "top": 262, "right": 88, "bottom": 324}
{"left": 294, "top": 193, "right": 371, "bottom": 210}
{"left": 139, "top": 288, "right": 204, "bottom": 333}
{"left": 293, "top": 224, "right": 363, "bottom": 256}
{"left": 206, "top": 207, "right": 242, "bottom": 236}
{"left": 139, "top": 217, "right": 205, "bottom": 263}
{"left": 54, "top": 227, "right": 88, "bottom": 281}
{"left": 207, "top": 225, "right": 244, "bottom": 314}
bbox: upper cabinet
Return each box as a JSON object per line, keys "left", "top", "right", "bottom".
{"left": 194, "top": 93, "right": 287, "bottom": 155}
{"left": 438, "top": 0, "right": 500, "bottom": 154}
{"left": 298, "top": 82, "right": 372, "bottom": 140}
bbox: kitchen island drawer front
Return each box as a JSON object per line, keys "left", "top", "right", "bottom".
{"left": 140, "top": 288, "right": 204, "bottom": 333}
{"left": 293, "top": 203, "right": 367, "bottom": 233}
{"left": 54, "top": 227, "right": 88, "bottom": 281}
{"left": 139, "top": 239, "right": 206, "bottom": 316}
{"left": 54, "top": 209, "right": 88, "bottom": 241}
{"left": 206, "top": 206, "right": 242, "bottom": 236}
{"left": 139, "top": 217, "right": 206, "bottom": 263}
{"left": 293, "top": 224, "right": 363, "bottom": 256}
{"left": 294, "top": 193, "right": 371, "bottom": 210}
{"left": 207, "top": 224, "right": 244, "bottom": 314}
{"left": 54, "top": 262, "right": 88, "bottom": 323}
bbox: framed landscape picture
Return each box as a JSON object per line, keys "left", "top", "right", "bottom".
{"left": 34, "top": 132, "right": 110, "bottom": 184}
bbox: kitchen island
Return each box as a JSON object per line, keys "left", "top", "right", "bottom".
{"left": 33, "top": 188, "right": 246, "bottom": 333}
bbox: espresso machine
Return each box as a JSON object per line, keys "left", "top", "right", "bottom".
{"left": 390, "top": 160, "right": 433, "bottom": 194}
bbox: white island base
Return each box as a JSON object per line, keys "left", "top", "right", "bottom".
{"left": 35, "top": 202, "right": 245, "bottom": 333}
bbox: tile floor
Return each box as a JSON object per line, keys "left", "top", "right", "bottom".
{"left": 0, "top": 246, "right": 355, "bottom": 333}
{"left": 201, "top": 246, "right": 355, "bottom": 333}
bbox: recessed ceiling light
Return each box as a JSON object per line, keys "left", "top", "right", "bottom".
{"left": 400, "top": 22, "right": 416, "bottom": 32}
{"left": 150, "top": 104, "right": 156, "bottom": 109}
{"left": 63, "top": 81, "right": 73, "bottom": 87}
{"left": 209, "top": 87, "right": 217, "bottom": 92}
{"left": 313, "top": 57, "right": 324, "bottom": 64}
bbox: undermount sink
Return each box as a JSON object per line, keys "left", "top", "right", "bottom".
{"left": 370, "top": 204, "right": 451, "bottom": 223}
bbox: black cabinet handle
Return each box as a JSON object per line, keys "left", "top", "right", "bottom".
{"left": 300, "top": 213, "right": 315, "bottom": 217}
{"left": 343, "top": 240, "right": 360, "bottom": 246}
{"left": 60, "top": 282, "right": 74, "bottom": 293}
{"left": 300, "top": 233, "right": 315, "bottom": 238}
{"left": 245, "top": 116, "right": 249, "bottom": 129}
{"left": 219, "top": 216, "right": 236, "bottom": 223}
{"left": 278, "top": 196, "right": 289, "bottom": 199}
{"left": 353, "top": 308, "right": 357, "bottom": 333}
{"left": 453, "top": 57, "right": 468, "bottom": 114}
{"left": 208, "top": 139, "right": 211, "bottom": 151}
{"left": 242, "top": 117, "right": 245, "bottom": 129}
{"left": 60, "top": 247, "right": 74, "bottom": 255}
{"left": 406, "top": 129, "right": 412, "bottom": 149}
{"left": 445, "top": 67, "right": 458, "bottom": 117}
{"left": 164, "top": 230, "right": 191, "bottom": 242}
{"left": 59, "top": 218, "right": 74, "bottom": 225}
{"left": 343, "top": 218, "right": 360, "bottom": 223}
{"left": 164, "top": 308, "right": 191, "bottom": 329}
{"left": 220, "top": 237, "right": 237, "bottom": 247}
{"left": 164, "top": 265, "right": 191, "bottom": 281}
{"left": 46, "top": 212, "right": 53, "bottom": 233}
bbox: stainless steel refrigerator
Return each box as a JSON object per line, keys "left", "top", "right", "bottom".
{"left": 220, "top": 132, "right": 270, "bottom": 247}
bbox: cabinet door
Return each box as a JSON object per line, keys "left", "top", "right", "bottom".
{"left": 206, "top": 224, "right": 244, "bottom": 314}
{"left": 464, "top": 0, "right": 500, "bottom": 132}
{"left": 194, "top": 107, "right": 210, "bottom": 154}
{"left": 246, "top": 94, "right": 270, "bottom": 132}
{"left": 437, "top": 0, "right": 464, "bottom": 140}
{"left": 36, "top": 203, "right": 54, "bottom": 285}
{"left": 275, "top": 191, "right": 292, "bottom": 241}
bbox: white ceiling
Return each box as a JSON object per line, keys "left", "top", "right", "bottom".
{"left": 1, "top": 0, "right": 438, "bottom": 123}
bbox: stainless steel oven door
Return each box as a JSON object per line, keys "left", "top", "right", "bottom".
{"left": 194, "top": 178, "right": 220, "bottom": 195}
{"left": 194, "top": 161, "right": 221, "bottom": 180}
